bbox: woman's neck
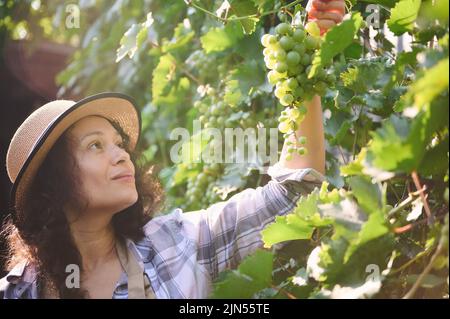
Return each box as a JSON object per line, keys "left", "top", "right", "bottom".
{"left": 68, "top": 212, "right": 118, "bottom": 272}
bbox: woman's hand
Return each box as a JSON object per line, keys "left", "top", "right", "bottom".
{"left": 307, "top": 0, "right": 346, "bottom": 35}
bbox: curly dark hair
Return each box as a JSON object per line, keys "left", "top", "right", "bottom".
{"left": 1, "top": 118, "right": 165, "bottom": 298}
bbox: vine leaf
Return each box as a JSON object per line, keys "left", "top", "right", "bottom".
{"left": 387, "top": 0, "right": 422, "bottom": 36}
{"left": 200, "top": 22, "right": 244, "bottom": 53}
{"left": 210, "top": 250, "right": 273, "bottom": 298}
{"left": 309, "top": 12, "right": 363, "bottom": 78}
{"left": 261, "top": 214, "right": 314, "bottom": 248}
{"left": 116, "top": 12, "right": 154, "bottom": 62}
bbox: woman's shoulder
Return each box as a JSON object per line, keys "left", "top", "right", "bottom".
{"left": 0, "top": 261, "right": 37, "bottom": 299}
{"left": 132, "top": 208, "right": 193, "bottom": 261}
{"left": 141, "top": 207, "right": 185, "bottom": 236}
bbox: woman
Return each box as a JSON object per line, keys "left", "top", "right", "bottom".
{"left": 0, "top": 1, "right": 344, "bottom": 299}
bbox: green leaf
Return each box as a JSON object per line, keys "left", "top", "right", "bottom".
{"left": 214, "top": 164, "right": 249, "bottom": 199}
{"left": 368, "top": 99, "right": 449, "bottom": 173}
{"left": 230, "top": 0, "right": 259, "bottom": 35}
{"left": 340, "top": 62, "right": 384, "bottom": 94}
{"left": 357, "top": 0, "right": 398, "bottom": 8}
{"left": 344, "top": 210, "right": 390, "bottom": 262}
{"left": 309, "top": 12, "right": 363, "bottom": 78}
{"left": 200, "top": 22, "right": 244, "bottom": 53}
{"left": 418, "top": 135, "right": 449, "bottom": 177}
{"left": 294, "top": 189, "right": 333, "bottom": 227}
{"left": 223, "top": 60, "right": 265, "bottom": 106}
{"left": 116, "top": 23, "right": 141, "bottom": 62}
{"left": 318, "top": 198, "right": 367, "bottom": 234}
{"left": 317, "top": 233, "right": 395, "bottom": 287}
{"left": 152, "top": 53, "right": 176, "bottom": 104}
{"left": 387, "top": 0, "right": 422, "bottom": 35}
{"left": 261, "top": 214, "right": 315, "bottom": 248}
{"left": 332, "top": 119, "right": 352, "bottom": 145}
{"left": 368, "top": 116, "right": 414, "bottom": 172}
{"left": 344, "top": 42, "right": 363, "bottom": 59}
{"left": 294, "top": 189, "right": 320, "bottom": 219}
{"left": 347, "top": 176, "right": 383, "bottom": 215}
{"left": 238, "top": 249, "right": 273, "bottom": 285}
{"left": 137, "top": 12, "right": 154, "bottom": 48}
{"left": 116, "top": 12, "right": 154, "bottom": 62}
{"left": 223, "top": 80, "right": 242, "bottom": 106}
{"left": 341, "top": 148, "right": 367, "bottom": 176}
{"left": 210, "top": 250, "right": 273, "bottom": 298}
{"left": 408, "top": 58, "right": 449, "bottom": 110}
{"left": 421, "top": 0, "right": 449, "bottom": 22}
{"left": 162, "top": 21, "right": 195, "bottom": 52}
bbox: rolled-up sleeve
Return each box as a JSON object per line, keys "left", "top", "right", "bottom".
{"left": 177, "top": 163, "right": 326, "bottom": 280}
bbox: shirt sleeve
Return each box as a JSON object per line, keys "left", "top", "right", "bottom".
{"left": 175, "top": 163, "right": 326, "bottom": 280}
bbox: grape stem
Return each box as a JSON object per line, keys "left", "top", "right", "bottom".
{"left": 388, "top": 244, "right": 434, "bottom": 276}
{"left": 387, "top": 185, "right": 427, "bottom": 217}
{"left": 412, "top": 170, "right": 434, "bottom": 225}
{"left": 271, "top": 284, "right": 297, "bottom": 299}
{"left": 187, "top": 0, "right": 303, "bottom": 22}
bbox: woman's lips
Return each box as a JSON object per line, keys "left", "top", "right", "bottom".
{"left": 113, "top": 175, "right": 135, "bottom": 182}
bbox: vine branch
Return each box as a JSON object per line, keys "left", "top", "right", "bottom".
{"left": 187, "top": 0, "right": 303, "bottom": 23}
{"left": 412, "top": 171, "right": 434, "bottom": 225}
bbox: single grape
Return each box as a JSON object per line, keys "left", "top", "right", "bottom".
{"left": 275, "top": 61, "right": 288, "bottom": 73}
{"left": 293, "top": 86, "right": 305, "bottom": 98}
{"left": 286, "top": 78, "right": 299, "bottom": 90}
{"left": 293, "top": 29, "right": 306, "bottom": 42}
{"left": 294, "top": 44, "right": 306, "bottom": 55}
{"left": 297, "top": 147, "right": 307, "bottom": 155}
{"left": 301, "top": 54, "right": 311, "bottom": 66}
{"left": 280, "top": 94, "right": 294, "bottom": 106}
{"left": 288, "top": 107, "right": 300, "bottom": 119}
{"left": 209, "top": 116, "right": 217, "bottom": 126}
{"left": 264, "top": 56, "right": 276, "bottom": 69}
{"left": 267, "top": 71, "right": 279, "bottom": 85}
{"left": 274, "top": 86, "right": 285, "bottom": 99}
{"left": 298, "top": 136, "right": 307, "bottom": 145}
{"left": 267, "top": 35, "right": 278, "bottom": 45}
{"left": 217, "top": 116, "right": 225, "bottom": 126}
{"left": 286, "top": 51, "right": 301, "bottom": 66}
{"left": 305, "top": 36, "right": 319, "bottom": 50}
{"left": 274, "top": 48, "right": 287, "bottom": 60}
{"left": 296, "top": 73, "right": 308, "bottom": 85}
{"left": 211, "top": 105, "right": 221, "bottom": 116}
{"left": 261, "top": 34, "right": 271, "bottom": 47}
{"left": 275, "top": 22, "right": 291, "bottom": 36}
{"left": 279, "top": 36, "right": 295, "bottom": 51}
{"left": 313, "top": 81, "right": 327, "bottom": 95}
{"left": 278, "top": 121, "right": 292, "bottom": 133}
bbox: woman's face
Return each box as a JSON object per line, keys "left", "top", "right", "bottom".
{"left": 65, "top": 116, "right": 138, "bottom": 215}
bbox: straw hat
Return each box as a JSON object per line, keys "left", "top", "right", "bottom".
{"left": 6, "top": 92, "right": 141, "bottom": 221}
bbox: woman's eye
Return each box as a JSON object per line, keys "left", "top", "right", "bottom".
{"left": 89, "top": 141, "right": 102, "bottom": 150}
{"left": 116, "top": 141, "right": 125, "bottom": 149}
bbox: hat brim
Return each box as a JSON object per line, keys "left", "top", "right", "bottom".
{"left": 10, "top": 92, "right": 141, "bottom": 221}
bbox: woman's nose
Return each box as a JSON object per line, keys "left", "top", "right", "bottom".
{"left": 111, "top": 144, "right": 130, "bottom": 164}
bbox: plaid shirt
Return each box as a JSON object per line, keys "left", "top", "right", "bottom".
{"left": 0, "top": 164, "right": 325, "bottom": 299}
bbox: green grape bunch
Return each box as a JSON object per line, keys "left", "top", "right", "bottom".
{"left": 184, "top": 162, "right": 223, "bottom": 210}
{"left": 261, "top": 21, "right": 337, "bottom": 158}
